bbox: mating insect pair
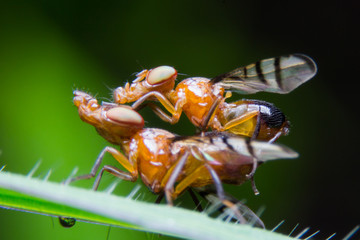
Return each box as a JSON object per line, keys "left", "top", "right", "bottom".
{"left": 69, "top": 54, "right": 316, "bottom": 226}
{"left": 111, "top": 54, "right": 316, "bottom": 180}
{"left": 70, "top": 90, "right": 298, "bottom": 226}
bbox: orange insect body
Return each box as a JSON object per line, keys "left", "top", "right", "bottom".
{"left": 72, "top": 91, "right": 296, "bottom": 202}
{"left": 124, "top": 128, "right": 253, "bottom": 196}
{"left": 70, "top": 55, "right": 316, "bottom": 226}
{"left": 170, "top": 77, "right": 225, "bottom": 127}
{"left": 127, "top": 128, "right": 175, "bottom": 194}
{"left": 114, "top": 54, "right": 316, "bottom": 142}
{"left": 115, "top": 72, "right": 290, "bottom": 142}
{"left": 170, "top": 78, "right": 289, "bottom": 142}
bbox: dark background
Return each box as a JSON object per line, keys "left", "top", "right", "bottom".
{"left": 0, "top": 0, "right": 359, "bottom": 239}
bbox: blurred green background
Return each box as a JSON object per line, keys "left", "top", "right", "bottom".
{"left": 0, "top": 0, "right": 359, "bottom": 239}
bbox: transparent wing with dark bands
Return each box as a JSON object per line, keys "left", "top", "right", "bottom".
{"left": 224, "top": 137, "right": 299, "bottom": 161}
{"left": 174, "top": 133, "right": 298, "bottom": 161}
{"left": 211, "top": 54, "right": 317, "bottom": 94}
{"left": 174, "top": 133, "right": 298, "bottom": 163}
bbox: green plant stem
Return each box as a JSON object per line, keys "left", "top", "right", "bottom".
{"left": 0, "top": 171, "right": 294, "bottom": 240}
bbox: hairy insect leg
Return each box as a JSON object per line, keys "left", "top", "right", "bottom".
{"left": 131, "top": 91, "right": 184, "bottom": 124}
{"left": 163, "top": 151, "right": 190, "bottom": 205}
{"left": 195, "top": 148, "right": 250, "bottom": 223}
{"left": 155, "top": 192, "right": 165, "bottom": 204}
{"left": 68, "top": 146, "right": 137, "bottom": 190}
{"left": 251, "top": 112, "right": 262, "bottom": 141}
{"left": 92, "top": 165, "right": 137, "bottom": 190}
{"left": 132, "top": 91, "right": 175, "bottom": 113}
{"left": 267, "top": 131, "right": 283, "bottom": 143}
{"left": 136, "top": 102, "right": 176, "bottom": 123}
{"left": 245, "top": 138, "right": 260, "bottom": 194}
{"left": 173, "top": 161, "right": 248, "bottom": 224}
{"left": 203, "top": 164, "right": 248, "bottom": 224}
{"left": 203, "top": 164, "right": 225, "bottom": 200}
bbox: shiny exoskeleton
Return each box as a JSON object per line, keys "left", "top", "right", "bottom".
{"left": 71, "top": 91, "right": 297, "bottom": 226}
{"left": 113, "top": 54, "right": 316, "bottom": 142}
{"left": 217, "top": 99, "right": 289, "bottom": 142}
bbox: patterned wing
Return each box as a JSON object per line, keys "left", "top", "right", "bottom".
{"left": 211, "top": 54, "right": 317, "bottom": 94}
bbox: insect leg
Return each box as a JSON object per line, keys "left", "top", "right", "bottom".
{"left": 167, "top": 146, "right": 228, "bottom": 200}
{"left": 250, "top": 176, "right": 259, "bottom": 195}
{"left": 132, "top": 91, "right": 174, "bottom": 113}
{"left": 68, "top": 146, "right": 137, "bottom": 189}
{"left": 135, "top": 102, "right": 175, "bottom": 123}
{"left": 203, "top": 163, "right": 248, "bottom": 224}
{"left": 169, "top": 165, "right": 208, "bottom": 197}
{"left": 251, "top": 112, "right": 262, "bottom": 141}
{"left": 164, "top": 151, "right": 190, "bottom": 205}
{"left": 199, "top": 96, "right": 222, "bottom": 132}
{"left": 92, "top": 165, "right": 137, "bottom": 190}
{"left": 203, "top": 164, "right": 225, "bottom": 200}
{"left": 193, "top": 148, "right": 250, "bottom": 223}
{"left": 267, "top": 131, "right": 283, "bottom": 143}
{"left": 245, "top": 139, "right": 260, "bottom": 195}
{"left": 131, "top": 91, "right": 183, "bottom": 124}
{"left": 154, "top": 192, "right": 165, "bottom": 204}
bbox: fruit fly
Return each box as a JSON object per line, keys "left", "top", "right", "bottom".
{"left": 71, "top": 91, "right": 298, "bottom": 224}
{"left": 113, "top": 54, "right": 316, "bottom": 142}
